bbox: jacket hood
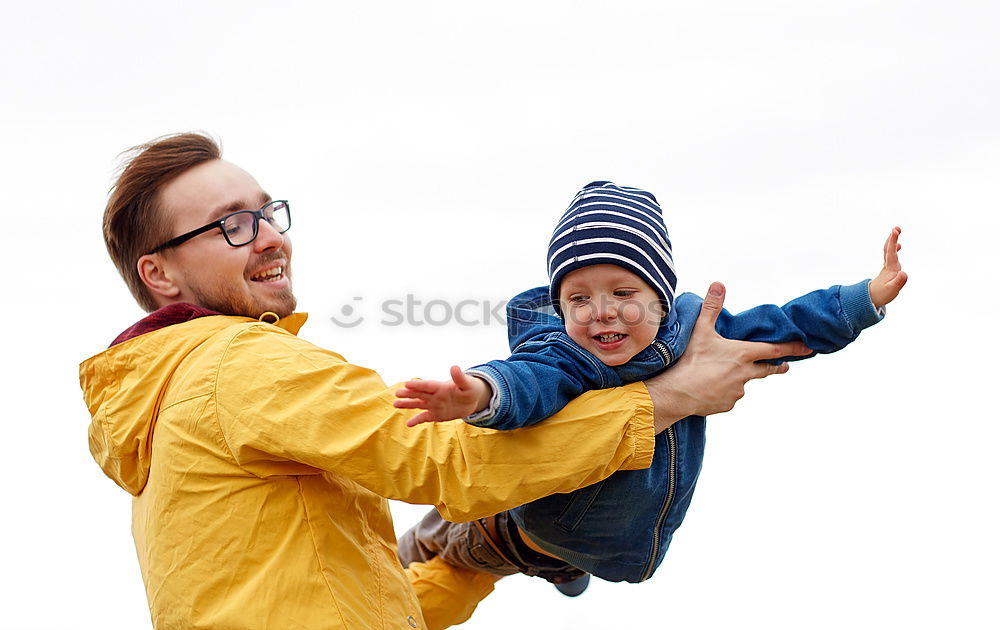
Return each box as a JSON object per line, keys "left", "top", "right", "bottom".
{"left": 79, "top": 307, "right": 307, "bottom": 495}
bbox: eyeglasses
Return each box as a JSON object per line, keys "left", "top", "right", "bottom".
{"left": 149, "top": 200, "right": 291, "bottom": 254}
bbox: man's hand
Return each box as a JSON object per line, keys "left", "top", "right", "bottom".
{"left": 869, "top": 226, "right": 908, "bottom": 309}
{"left": 646, "top": 282, "right": 812, "bottom": 433}
{"left": 394, "top": 366, "right": 493, "bottom": 427}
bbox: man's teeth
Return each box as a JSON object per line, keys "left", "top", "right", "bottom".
{"left": 251, "top": 267, "right": 283, "bottom": 281}
{"left": 597, "top": 333, "right": 624, "bottom": 343}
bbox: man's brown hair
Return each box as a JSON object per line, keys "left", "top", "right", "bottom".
{"left": 104, "top": 132, "right": 222, "bottom": 311}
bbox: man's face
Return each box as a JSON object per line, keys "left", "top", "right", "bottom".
{"left": 155, "top": 159, "right": 296, "bottom": 318}
{"left": 559, "top": 264, "right": 664, "bottom": 366}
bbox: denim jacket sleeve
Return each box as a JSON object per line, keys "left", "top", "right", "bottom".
{"left": 466, "top": 280, "right": 884, "bottom": 432}
{"left": 466, "top": 287, "right": 624, "bottom": 431}
{"left": 668, "top": 278, "right": 885, "bottom": 364}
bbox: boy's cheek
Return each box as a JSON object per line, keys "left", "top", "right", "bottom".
{"left": 621, "top": 303, "right": 647, "bottom": 326}
{"left": 561, "top": 306, "right": 590, "bottom": 330}
{"left": 564, "top": 324, "right": 591, "bottom": 347}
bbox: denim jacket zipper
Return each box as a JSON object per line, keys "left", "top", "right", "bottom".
{"left": 642, "top": 340, "right": 678, "bottom": 581}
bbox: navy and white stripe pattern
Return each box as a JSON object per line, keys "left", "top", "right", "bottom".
{"left": 547, "top": 181, "right": 676, "bottom": 314}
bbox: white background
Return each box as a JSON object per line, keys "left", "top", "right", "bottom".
{"left": 2, "top": 1, "right": 998, "bottom": 628}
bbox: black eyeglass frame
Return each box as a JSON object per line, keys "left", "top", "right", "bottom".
{"left": 148, "top": 200, "right": 291, "bottom": 254}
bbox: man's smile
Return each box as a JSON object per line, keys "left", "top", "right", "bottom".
{"left": 250, "top": 264, "right": 285, "bottom": 282}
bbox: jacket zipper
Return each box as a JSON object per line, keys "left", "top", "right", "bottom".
{"left": 651, "top": 339, "right": 672, "bottom": 367}
{"left": 642, "top": 340, "right": 678, "bottom": 581}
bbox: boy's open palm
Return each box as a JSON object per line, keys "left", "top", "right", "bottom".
{"left": 394, "top": 366, "right": 490, "bottom": 426}
{"left": 869, "top": 226, "right": 908, "bottom": 309}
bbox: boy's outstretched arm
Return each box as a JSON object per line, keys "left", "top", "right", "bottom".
{"left": 394, "top": 366, "right": 493, "bottom": 426}
{"left": 694, "top": 226, "right": 908, "bottom": 360}
{"left": 869, "top": 226, "right": 908, "bottom": 309}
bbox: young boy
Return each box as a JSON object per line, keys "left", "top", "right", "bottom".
{"left": 394, "top": 181, "right": 907, "bottom": 593}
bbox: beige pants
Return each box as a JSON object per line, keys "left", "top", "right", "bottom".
{"left": 396, "top": 509, "right": 585, "bottom": 584}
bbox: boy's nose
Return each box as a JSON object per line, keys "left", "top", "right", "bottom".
{"left": 595, "top": 301, "right": 618, "bottom": 322}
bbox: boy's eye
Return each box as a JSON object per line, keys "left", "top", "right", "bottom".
{"left": 614, "top": 290, "right": 637, "bottom": 298}
{"left": 568, "top": 295, "right": 589, "bottom": 304}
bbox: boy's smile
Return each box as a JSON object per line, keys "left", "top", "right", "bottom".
{"left": 559, "top": 264, "right": 665, "bottom": 366}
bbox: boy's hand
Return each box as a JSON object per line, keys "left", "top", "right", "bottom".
{"left": 869, "top": 226, "right": 908, "bottom": 309}
{"left": 394, "top": 366, "right": 493, "bottom": 427}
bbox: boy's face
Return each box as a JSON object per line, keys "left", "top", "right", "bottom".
{"left": 558, "top": 264, "right": 665, "bottom": 366}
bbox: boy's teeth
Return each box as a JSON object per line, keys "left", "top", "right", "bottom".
{"left": 598, "top": 333, "right": 624, "bottom": 342}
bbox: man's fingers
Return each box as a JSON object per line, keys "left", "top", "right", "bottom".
{"left": 695, "top": 282, "right": 726, "bottom": 331}
{"left": 748, "top": 361, "right": 790, "bottom": 380}
{"left": 739, "top": 339, "right": 811, "bottom": 362}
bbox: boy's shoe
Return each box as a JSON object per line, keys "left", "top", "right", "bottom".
{"left": 553, "top": 572, "right": 590, "bottom": 597}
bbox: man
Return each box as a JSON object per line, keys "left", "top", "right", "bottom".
{"left": 81, "top": 132, "right": 807, "bottom": 630}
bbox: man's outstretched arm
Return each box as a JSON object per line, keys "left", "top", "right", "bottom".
{"left": 215, "top": 282, "right": 807, "bottom": 521}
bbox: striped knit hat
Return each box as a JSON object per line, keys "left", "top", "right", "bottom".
{"left": 547, "top": 181, "right": 676, "bottom": 315}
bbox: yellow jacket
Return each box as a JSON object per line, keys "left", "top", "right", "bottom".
{"left": 80, "top": 313, "right": 654, "bottom": 629}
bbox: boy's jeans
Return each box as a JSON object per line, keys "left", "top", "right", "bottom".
{"left": 397, "top": 509, "right": 586, "bottom": 584}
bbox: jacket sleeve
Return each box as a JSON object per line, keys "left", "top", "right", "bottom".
{"left": 213, "top": 324, "right": 655, "bottom": 522}
{"left": 712, "top": 279, "right": 884, "bottom": 361}
{"left": 466, "top": 334, "right": 622, "bottom": 431}
{"left": 405, "top": 557, "right": 498, "bottom": 630}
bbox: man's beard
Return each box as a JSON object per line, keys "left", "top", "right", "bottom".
{"left": 189, "top": 279, "right": 297, "bottom": 319}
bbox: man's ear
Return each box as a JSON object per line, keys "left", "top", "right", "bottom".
{"left": 137, "top": 254, "right": 181, "bottom": 300}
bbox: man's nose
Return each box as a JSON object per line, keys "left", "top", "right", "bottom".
{"left": 254, "top": 218, "right": 285, "bottom": 251}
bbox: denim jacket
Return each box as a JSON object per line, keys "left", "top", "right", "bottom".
{"left": 466, "top": 279, "right": 883, "bottom": 582}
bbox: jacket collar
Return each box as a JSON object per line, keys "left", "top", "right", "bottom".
{"left": 111, "top": 303, "right": 222, "bottom": 347}
{"left": 110, "top": 304, "right": 309, "bottom": 347}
